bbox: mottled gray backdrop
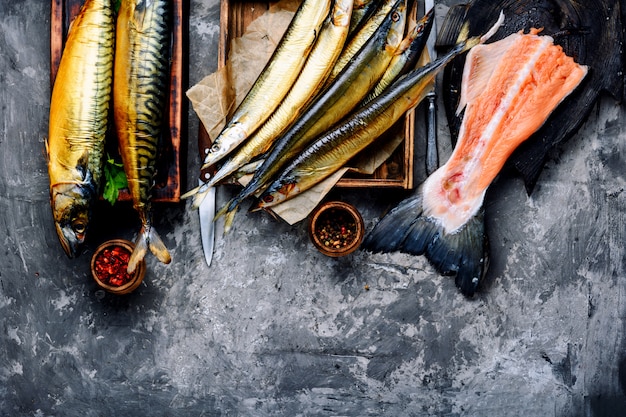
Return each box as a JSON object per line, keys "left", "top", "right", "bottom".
{"left": 1, "top": 0, "right": 625, "bottom": 416}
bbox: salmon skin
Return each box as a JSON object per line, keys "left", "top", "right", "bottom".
{"left": 114, "top": 0, "right": 172, "bottom": 272}
{"left": 439, "top": 0, "right": 623, "bottom": 193}
{"left": 47, "top": 0, "right": 115, "bottom": 258}
{"left": 364, "top": 29, "right": 588, "bottom": 296}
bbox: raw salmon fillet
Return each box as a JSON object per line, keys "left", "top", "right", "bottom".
{"left": 423, "top": 29, "right": 588, "bottom": 233}
{"left": 364, "top": 29, "right": 588, "bottom": 296}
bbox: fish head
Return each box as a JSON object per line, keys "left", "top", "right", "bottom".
{"left": 385, "top": 1, "right": 407, "bottom": 51}
{"left": 203, "top": 123, "right": 248, "bottom": 168}
{"left": 250, "top": 181, "right": 299, "bottom": 212}
{"left": 50, "top": 181, "right": 96, "bottom": 258}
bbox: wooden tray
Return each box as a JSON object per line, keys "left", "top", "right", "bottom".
{"left": 50, "top": 0, "right": 184, "bottom": 202}
{"left": 216, "top": 0, "right": 415, "bottom": 189}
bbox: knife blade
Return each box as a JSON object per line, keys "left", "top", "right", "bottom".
{"left": 198, "top": 125, "right": 216, "bottom": 267}
{"left": 424, "top": 0, "right": 438, "bottom": 175}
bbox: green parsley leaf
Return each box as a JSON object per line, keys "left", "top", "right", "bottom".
{"left": 102, "top": 154, "right": 128, "bottom": 205}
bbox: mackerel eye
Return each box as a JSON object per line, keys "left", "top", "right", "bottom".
{"left": 72, "top": 220, "right": 87, "bottom": 236}
{"left": 392, "top": 11, "right": 400, "bottom": 22}
{"left": 211, "top": 143, "right": 220, "bottom": 153}
{"left": 263, "top": 195, "right": 274, "bottom": 203}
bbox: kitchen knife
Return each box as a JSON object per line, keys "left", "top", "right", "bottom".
{"left": 198, "top": 126, "right": 216, "bottom": 267}
{"left": 424, "top": 0, "right": 438, "bottom": 175}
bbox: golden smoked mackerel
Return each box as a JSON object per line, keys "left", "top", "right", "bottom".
{"left": 47, "top": 0, "right": 115, "bottom": 258}
{"left": 114, "top": 0, "right": 172, "bottom": 272}
{"left": 206, "top": 0, "right": 355, "bottom": 188}
{"left": 201, "top": 0, "right": 331, "bottom": 169}
{"left": 214, "top": 0, "right": 407, "bottom": 229}
{"left": 252, "top": 34, "right": 483, "bottom": 211}
{"left": 364, "top": 28, "right": 588, "bottom": 296}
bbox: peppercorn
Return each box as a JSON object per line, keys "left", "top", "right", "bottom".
{"left": 314, "top": 208, "right": 357, "bottom": 250}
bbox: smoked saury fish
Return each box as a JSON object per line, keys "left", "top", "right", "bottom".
{"left": 114, "top": 0, "right": 172, "bottom": 272}
{"left": 214, "top": 0, "right": 410, "bottom": 230}
{"left": 364, "top": 28, "right": 588, "bottom": 296}
{"left": 204, "top": 0, "right": 356, "bottom": 190}
{"left": 251, "top": 17, "right": 470, "bottom": 213}
{"left": 199, "top": 0, "right": 331, "bottom": 170}
{"left": 48, "top": 0, "right": 115, "bottom": 258}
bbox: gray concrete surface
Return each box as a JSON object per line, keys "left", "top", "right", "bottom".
{"left": 1, "top": 0, "right": 626, "bottom": 416}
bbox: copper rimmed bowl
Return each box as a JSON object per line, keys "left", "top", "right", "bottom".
{"left": 308, "top": 201, "right": 365, "bottom": 257}
{"left": 90, "top": 239, "right": 146, "bottom": 295}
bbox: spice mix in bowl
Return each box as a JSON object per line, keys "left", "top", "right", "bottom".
{"left": 91, "top": 239, "right": 146, "bottom": 294}
{"left": 308, "top": 201, "right": 364, "bottom": 257}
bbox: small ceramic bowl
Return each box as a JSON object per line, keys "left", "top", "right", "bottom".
{"left": 308, "top": 201, "right": 365, "bottom": 257}
{"left": 90, "top": 239, "right": 146, "bottom": 295}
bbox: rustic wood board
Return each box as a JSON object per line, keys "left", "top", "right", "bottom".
{"left": 50, "top": 0, "right": 184, "bottom": 202}
{"left": 210, "top": 0, "right": 415, "bottom": 189}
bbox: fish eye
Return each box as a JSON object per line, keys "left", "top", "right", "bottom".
{"left": 263, "top": 195, "right": 274, "bottom": 203}
{"left": 392, "top": 12, "right": 400, "bottom": 22}
{"left": 72, "top": 221, "right": 86, "bottom": 235}
{"left": 211, "top": 143, "right": 220, "bottom": 152}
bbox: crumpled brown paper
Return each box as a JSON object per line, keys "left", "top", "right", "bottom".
{"left": 187, "top": 0, "right": 404, "bottom": 225}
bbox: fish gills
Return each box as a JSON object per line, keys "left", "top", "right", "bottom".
{"left": 363, "top": 7, "right": 433, "bottom": 104}
{"left": 364, "top": 30, "right": 587, "bottom": 296}
{"left": 48, "top": 0, "right": 115, "bottom": 258}
{"left": 327, "top": 0, "right": 400, "bottom": 85}
{"left": 114, "top": 0, "right": 172, "bottom": 272}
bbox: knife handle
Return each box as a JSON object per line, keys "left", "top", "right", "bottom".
{"left": 425, "top": 93, "right": 438, "bottom": 175}
{"left": 198, "top": 123, "right": 216, "bottom": 181}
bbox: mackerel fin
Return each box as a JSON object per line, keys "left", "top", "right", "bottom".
{"left": 128, "top": 224, "right": 172, "bottom": 273}
{"left": 363, "top": 189, "right": 487, "bottom": 297}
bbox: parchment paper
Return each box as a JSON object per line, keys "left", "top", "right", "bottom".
{"left": 187, "top": 0, "right": 404, "bottom": 225}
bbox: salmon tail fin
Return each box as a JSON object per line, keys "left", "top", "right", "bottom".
{"left": 127, "top": 224, "right": 172, "bottom": 274}
{"left": 362, "top": 190, "right": 488, "bottom": 297}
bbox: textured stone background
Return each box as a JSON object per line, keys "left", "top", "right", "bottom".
{"left": 1, "top": 0, "right": 625, "bottom": 416}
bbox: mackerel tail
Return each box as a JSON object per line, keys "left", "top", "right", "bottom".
{"left": 362, "top": 188, "right": 487, "bottom": 297}
{"left": 114, "top": 0, "right": 172, "bottom": 272}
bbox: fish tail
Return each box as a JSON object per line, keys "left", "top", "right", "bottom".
{"left": 128, "top": 222, "right": 172, "bottom": 273}
{"left": 181, "top": 183, "right": 212, "bottom": 210}
{"left": 363, "top": 189, "right": 487, "bottom": 297}
{"left": 214, "top": 198, "right": 240, "bottom": 234}
{"left": 180, "top": 185, "right": 200, "bottom": 200}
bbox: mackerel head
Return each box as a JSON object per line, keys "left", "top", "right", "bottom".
{"left": 49, "top": 156, "right": 100, "bottom": 258}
